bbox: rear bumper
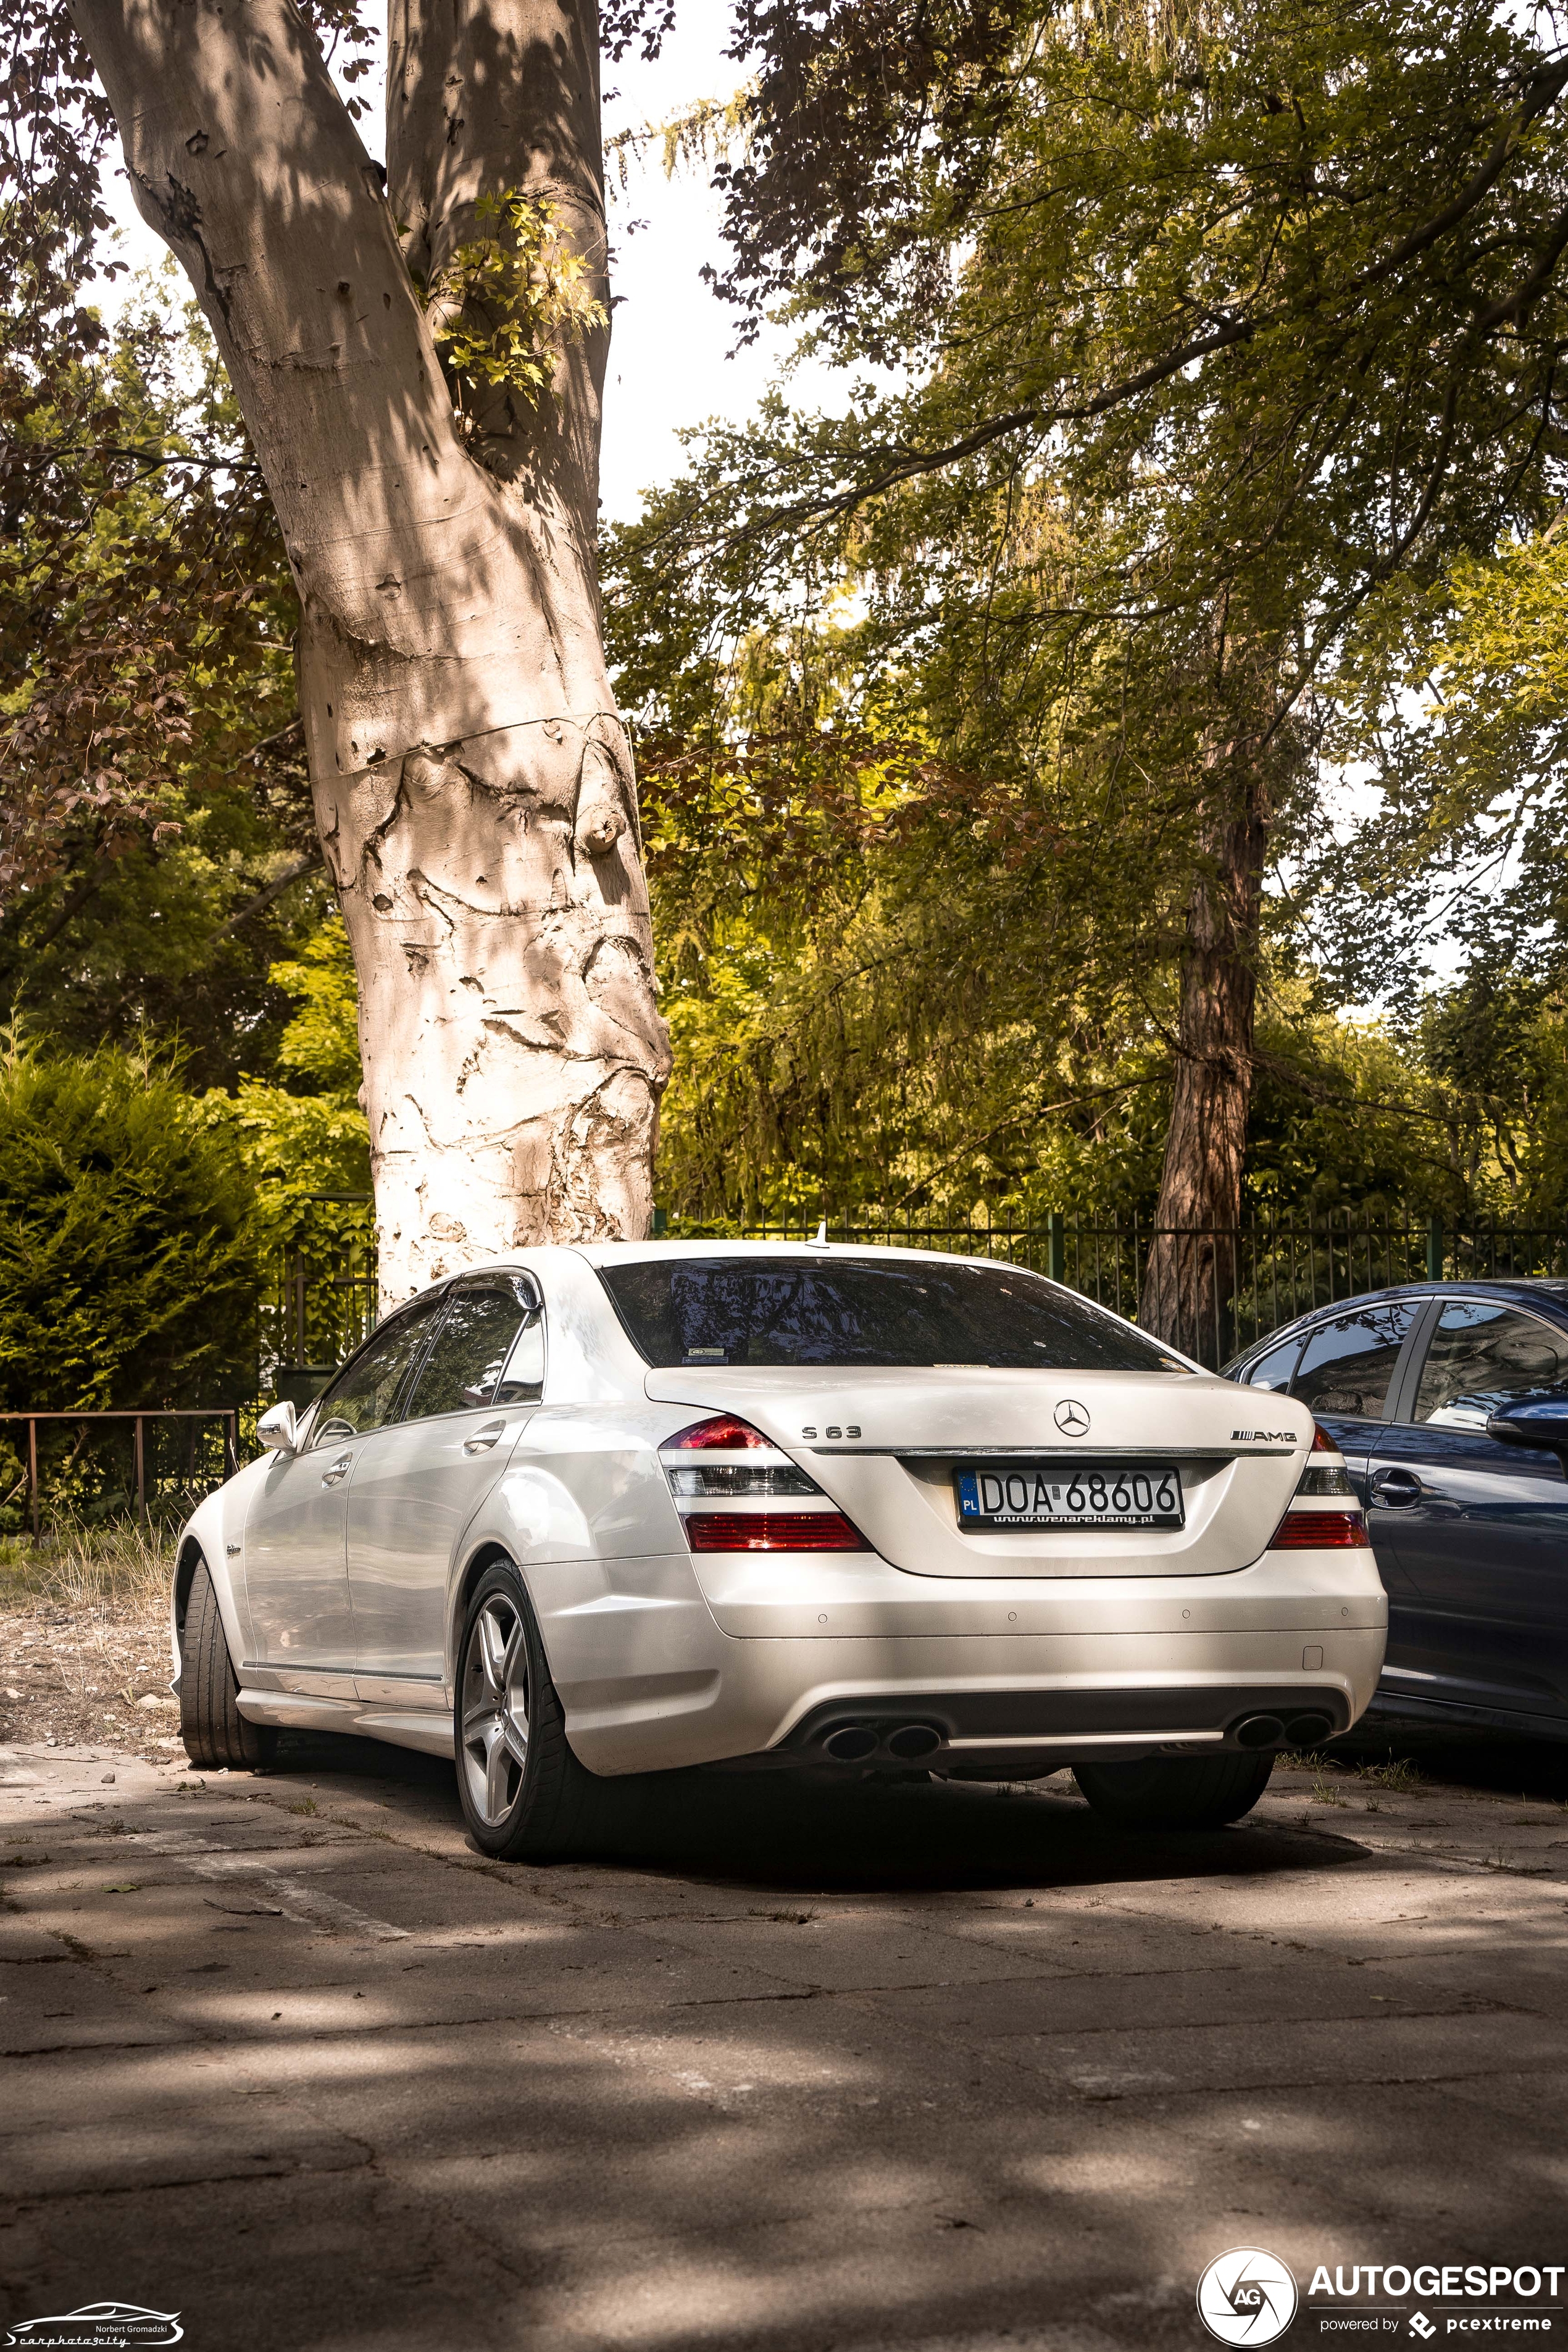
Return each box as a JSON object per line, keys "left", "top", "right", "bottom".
{"left": 780, "top": 1680, "right": 1351, "bottom": 1772}
{"left": 545, "top": 1545, "right": 1388, "bottom": 1776}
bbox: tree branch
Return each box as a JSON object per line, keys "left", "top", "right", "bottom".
{"left": 211, "top": 853, "right": 325, "bottom": 941}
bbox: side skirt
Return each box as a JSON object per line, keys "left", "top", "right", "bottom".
{"left": 236, "top": 1687, "right": 456, "bottom": 1760}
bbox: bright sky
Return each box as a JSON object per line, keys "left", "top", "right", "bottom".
{"left": 94, "top": 0, "right": 792, "bottom": 525}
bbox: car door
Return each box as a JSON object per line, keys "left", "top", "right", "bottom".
{"left": 1366, "top": 1297, "right": 1568, "bottom": 1723}
{"left": 241, "top": 1295, "right": 447, "bottom": 1682}
{"left": 346, "top": 1273, "right": 545, "bottom": 1696}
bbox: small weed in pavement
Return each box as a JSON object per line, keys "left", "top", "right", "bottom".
{"left": 1360, "top": 1758, "right": 1422, "bottom": 1794}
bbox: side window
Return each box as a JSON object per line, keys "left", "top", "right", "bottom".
{"left": 1413, "top": 1301, "right": 1568, "bottom": 1432}
{"left": 1241, "top": 1335, "right": 1302, "bottom": 1391}
{"left": 496, "top": 1309, "right": 545, "bottom": 1404}
{"left": 312, "top": 1295, "right": 448, "bottom": 1446}
{"left": 401, "top": 1278, "right": 541, "bottom": 1420}
{"left": 1291, "top": 1302, "right": 1419, "bottom": 1420}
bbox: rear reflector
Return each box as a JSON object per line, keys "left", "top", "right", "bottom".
{"left": 684, "top": 1510, "right": 869, "bottom": 1553}
{"left": 664, "top": 1414, "right": 774, "bottom": 1451}
{"left": 1269, "top": 1509, "right": 1370, "bottom": 1549}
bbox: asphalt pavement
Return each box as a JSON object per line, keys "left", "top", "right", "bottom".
{"left": 2, "top": 1730, "right": 1566, "bottom": 2351}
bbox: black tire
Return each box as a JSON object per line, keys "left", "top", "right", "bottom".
{"left": 454, "top": 1560, "right": 616, "bottom": 1861}
{"left": 179, "top": 1558, "right": 278, "bottom": 1771}
{"left": 1073, "top": 1750, "right": 1274, "bottom": 1830}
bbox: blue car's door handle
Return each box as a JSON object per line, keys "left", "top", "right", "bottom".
{"left": 1370, "top": 1467, "right": 1422, "bottom": 1506}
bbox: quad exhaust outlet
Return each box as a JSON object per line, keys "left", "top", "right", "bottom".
{"left": 824, "top": 1722, "right": 944, "bottom": 1762}
{"left": 1233, "top": 1709, "right": 1337, "bottom": 1751}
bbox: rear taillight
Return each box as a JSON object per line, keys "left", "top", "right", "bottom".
{"left": 664, "top": 1413, "right": 774, "bottom": 1451}
{"left": 1295, "top": 1462, "right": 1354, "bottom": 1496}
{"left": 666, "top": 1461, "right": 819, "bottom": 1498}
{"left": 684, "top": 1510, "right": 869, "bottom": 1553}
{"left": 1267, "top": 1427, "right": 1369, "bottom": 1547}
{"left": 1269, "top": 1511, "right": 1371, "bottom": 1550}
{"left": 659, "top": 1415, "right": 870, "bottom": 1551}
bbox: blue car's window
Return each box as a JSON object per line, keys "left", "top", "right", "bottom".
{"left": 1291, "top": 1303, "right": 1418, "bottom": 1420}
{"left": 1241, "top": 1335, "right": 1301, "bottom": 1392}
{"left": 1414, "top": 1302, "right": 1568, "bottom": 1431}
{"left": 599, "top": 1256, "right": 1185, "bottom": 1372}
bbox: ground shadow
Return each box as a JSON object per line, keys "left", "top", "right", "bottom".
{"left": 261, "top": 1729, "right": 1372, "bottom": 1896}
{"left": 1328, "top": 1711, "right": 1568, "bottom": 1801}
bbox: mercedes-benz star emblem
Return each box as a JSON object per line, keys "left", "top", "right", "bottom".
{"left": 1054, "top": 1399, "right": 1091, "bottom": 1436}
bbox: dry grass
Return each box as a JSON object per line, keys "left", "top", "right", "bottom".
{"left": 0, "top": 1519, "right": 179, "bottom": 1757}
{"left": 0, "top": 1519, "right": 173, "bottom": 1624}
{"left": 1280, "top": 1746, "right": 1425, "bottom": 1807}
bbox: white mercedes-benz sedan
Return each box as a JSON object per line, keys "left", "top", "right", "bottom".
{"left": 172, "top": 1242, "right": 1387, "bottom": 1856}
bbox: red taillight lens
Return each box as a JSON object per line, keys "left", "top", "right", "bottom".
{"left": 684, "top": 1510, "right": 870, "bottom": 1553}
{"left": 1269, "top": 1509, "right": 1370, "bottom": 1549}
{"left": 1312, "top": 1423, "right": 1337, "bottom": 1453}
{"left": 664, "top": 1414, "right": 773, "bottom": 1450}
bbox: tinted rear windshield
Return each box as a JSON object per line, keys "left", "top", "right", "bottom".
{"left": 598, "top": 1256, "right": 1184, "bottom": 1372}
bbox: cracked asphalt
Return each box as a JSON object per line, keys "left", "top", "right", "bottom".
{"left": 2, "top": 1732, "right": 1567, "bottom": 2351}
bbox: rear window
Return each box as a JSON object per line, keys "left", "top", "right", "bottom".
{"left": 598, "top": 1256, "right": 1185, "bottom": 1372}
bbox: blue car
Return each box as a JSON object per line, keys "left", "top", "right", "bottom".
{"left": 1226, "top": 1280, "right": 1568, "bottom": 1741}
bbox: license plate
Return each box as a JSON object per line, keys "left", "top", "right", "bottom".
{"left": 954, "top": 1461, "right": 1184, "bottom": 1530}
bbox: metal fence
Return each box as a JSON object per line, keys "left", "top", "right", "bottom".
{"left": 657, "top": 1205, "right": 1568, "bottom": 1369}
{"left": 247, "top": 1200, "right": 1568, "bottom": 1383}
{"left": 0, "top": 1409, "right": 241, "bottom": 1541}
{"left": 262, "top": 1193, "right": 377, "bottom": 1405}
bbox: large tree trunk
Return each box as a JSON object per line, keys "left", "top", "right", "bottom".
{"left": 73, "top": 0, "right": 670, "bottom": 1306}
{"left": 1140, "top": 749, "right": 1269, "bottom": 1363}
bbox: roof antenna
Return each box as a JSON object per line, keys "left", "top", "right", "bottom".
{"left": 812, "top": 1219, "right": 828, "bottom": 1245}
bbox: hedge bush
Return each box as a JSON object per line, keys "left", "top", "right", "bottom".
{"left": 0, "top": 1041, "right": 260, "bottom": 1413}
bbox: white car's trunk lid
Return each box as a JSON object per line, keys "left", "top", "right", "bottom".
{"left": 645, "top": 1366, "right": 1310, "bottom": 1578}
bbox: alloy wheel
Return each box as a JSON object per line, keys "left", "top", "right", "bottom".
{"left": 461, "top": 1595, "right": 530, "bottom": 1826}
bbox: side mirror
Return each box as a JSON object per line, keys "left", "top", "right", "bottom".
{"left": 256, "top": 1399, "right": 299, "bottom": 1454}
{"left": 1486, "top": 1393, "right": 1568, "bottom": 1451}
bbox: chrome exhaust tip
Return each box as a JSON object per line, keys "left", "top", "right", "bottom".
{"left": 1233, "top": 1714, "right": 1287, "bottom": 1751}
{"left": 885, "top": 1724, "right": 943, "bottom": 1761}
{"left": 825, "top": 1724, "right": 878, "bottom": 1761}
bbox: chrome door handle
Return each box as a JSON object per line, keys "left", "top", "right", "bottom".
{"left": 464, "top": 1419, "right": 506, "bottom": 1456}
{"left": 320, "top": 1451, "right": 353, "bottom": 1487}
{"left": 1370, "top": 1467, "right": 1422, "bottom": 1507}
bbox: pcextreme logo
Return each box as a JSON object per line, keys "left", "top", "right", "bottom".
{"left": 1198, "top": 2249, "right": 1300, "bottom": 2346}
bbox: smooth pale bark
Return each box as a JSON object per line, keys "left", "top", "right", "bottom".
{"left": 72, "top": 0, "right": 670, "bottom": 1305}
{"left": 1140, "top": 751, "right": 1269, "bottom": 1362}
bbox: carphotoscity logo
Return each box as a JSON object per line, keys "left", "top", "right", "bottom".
{"left": 5, "top": 2304, "right": 182, "bottom": 2348}
{"left": 1054, "top": 1398, "right": 1091, "bottom": 1436}
{"left": 1197, "top": 2249, "right": 1299, "bottom": 2346}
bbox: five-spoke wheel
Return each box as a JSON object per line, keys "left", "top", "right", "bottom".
{"left": 460, "top": 1591, "right": 532, "bottom": 1827}
{"left": 452, "top": 1560, "right": 612, "bottom": 1859}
